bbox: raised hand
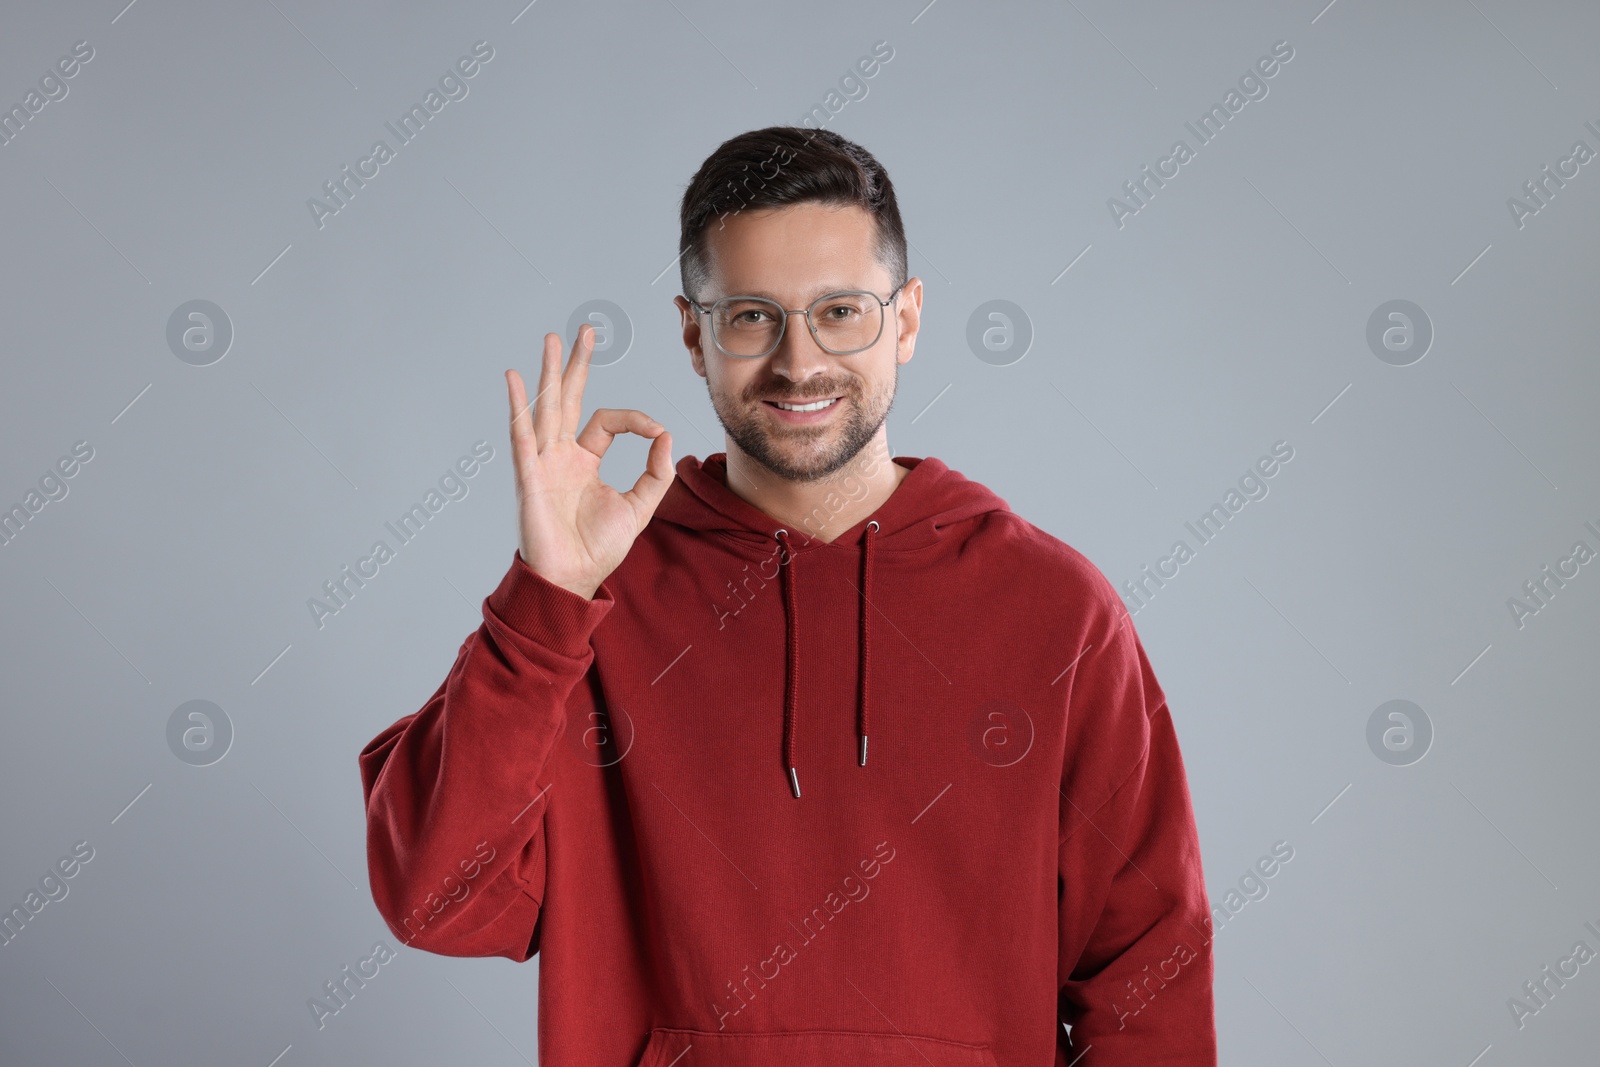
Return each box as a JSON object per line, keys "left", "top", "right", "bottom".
{"left": 505, "top": 324, "right": 673, "bottom": 600}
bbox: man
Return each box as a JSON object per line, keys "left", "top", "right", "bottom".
{"left": 360, "top": 126, "right": 1216, "bottom": 1066}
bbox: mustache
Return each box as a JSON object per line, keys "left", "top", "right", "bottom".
{"left": 751, "top": 385, "right": 851, "bottom": 402}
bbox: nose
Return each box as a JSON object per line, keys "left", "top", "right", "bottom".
{"left": 767, "top": 309, "right": 833, "bottom": 384}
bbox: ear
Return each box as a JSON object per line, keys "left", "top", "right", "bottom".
{"left": 674, "top": 295, "right": 709, "bottom": 378}
{"left": 893, "top": 278, "right": 922, "bottom": 365}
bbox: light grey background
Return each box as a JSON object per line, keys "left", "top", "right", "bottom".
{"left": 3, "top": 0, "right": 1598, "bottom": 1064}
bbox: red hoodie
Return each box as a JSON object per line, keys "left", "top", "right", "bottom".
{"left": 360, "top": 452, "right": 1216, "bottom": 1066}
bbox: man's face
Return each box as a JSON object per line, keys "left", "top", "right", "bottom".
{"left": 675, "top": 201, "right": 921, "bottom": 483}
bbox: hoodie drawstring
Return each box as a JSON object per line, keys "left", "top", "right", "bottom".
{"left": 858, "top": 520, "right": 877, "bottom": 768}
{"left": 774, "top": 521, "right": 879, "bottom": 799}
{"left": 775, "top": 529, "right": 801, "bottom": 798}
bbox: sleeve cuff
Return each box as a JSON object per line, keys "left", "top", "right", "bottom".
{"left": 484, "top": 549, "right": 616, "bottom": 657}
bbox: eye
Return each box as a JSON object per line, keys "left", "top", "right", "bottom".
{"left": 719, "top": 300, "right": 775, "bottom": 325}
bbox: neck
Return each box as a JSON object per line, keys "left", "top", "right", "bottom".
{"left": 722, "top": 432, "right": 908, "bottom": 544}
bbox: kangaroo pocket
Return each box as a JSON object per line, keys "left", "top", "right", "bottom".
{"left": 632, "top": 1027, "right": 998, "bottom": 1067}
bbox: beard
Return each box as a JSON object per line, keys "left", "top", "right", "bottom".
{"left": 707, "top": 361, "right": 898, "bottom": 483}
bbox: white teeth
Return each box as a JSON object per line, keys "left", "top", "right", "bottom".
{"left": 773, "top": 398, "right": 837, "bottom": 412}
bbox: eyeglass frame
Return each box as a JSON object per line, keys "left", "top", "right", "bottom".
{"left": 685, "top": 282, "right": 906, "bottom": 359}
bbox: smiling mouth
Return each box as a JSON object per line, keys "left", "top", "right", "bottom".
{"left": 764, "top": 397, "right": 841, "bottom": 412}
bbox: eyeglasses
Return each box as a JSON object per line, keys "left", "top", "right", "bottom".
{"left": 687, "top": 285, "right": 903, "bottom": 359}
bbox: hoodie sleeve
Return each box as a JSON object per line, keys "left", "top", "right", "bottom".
{"left": 359, "top": 549, "right": 614, "bottom": 960}
{"left": 1057, "top": 584, "right": 1216, "bottom": 1065}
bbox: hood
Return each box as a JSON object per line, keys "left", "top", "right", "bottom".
{"left": 654, "top": 452, "right": 1010, "bottom": 798}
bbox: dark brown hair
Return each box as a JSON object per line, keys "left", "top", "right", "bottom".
{"left": 678, "top": 126, "right": 907, "bottom": 304}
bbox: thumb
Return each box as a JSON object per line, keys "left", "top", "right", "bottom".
{"left": 622, "top": 429, "right": 674, "bottom": 524}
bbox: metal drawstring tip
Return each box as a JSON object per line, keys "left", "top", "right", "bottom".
{"left": 787, "top": 767, "right": 801, "bottom": 798}
{"left": 858, "top": 735, "right": 869, "bottom": 767}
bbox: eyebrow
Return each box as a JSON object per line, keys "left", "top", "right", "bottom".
{"left": 718, "top": 283, "right": 866, "bottom": 302}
